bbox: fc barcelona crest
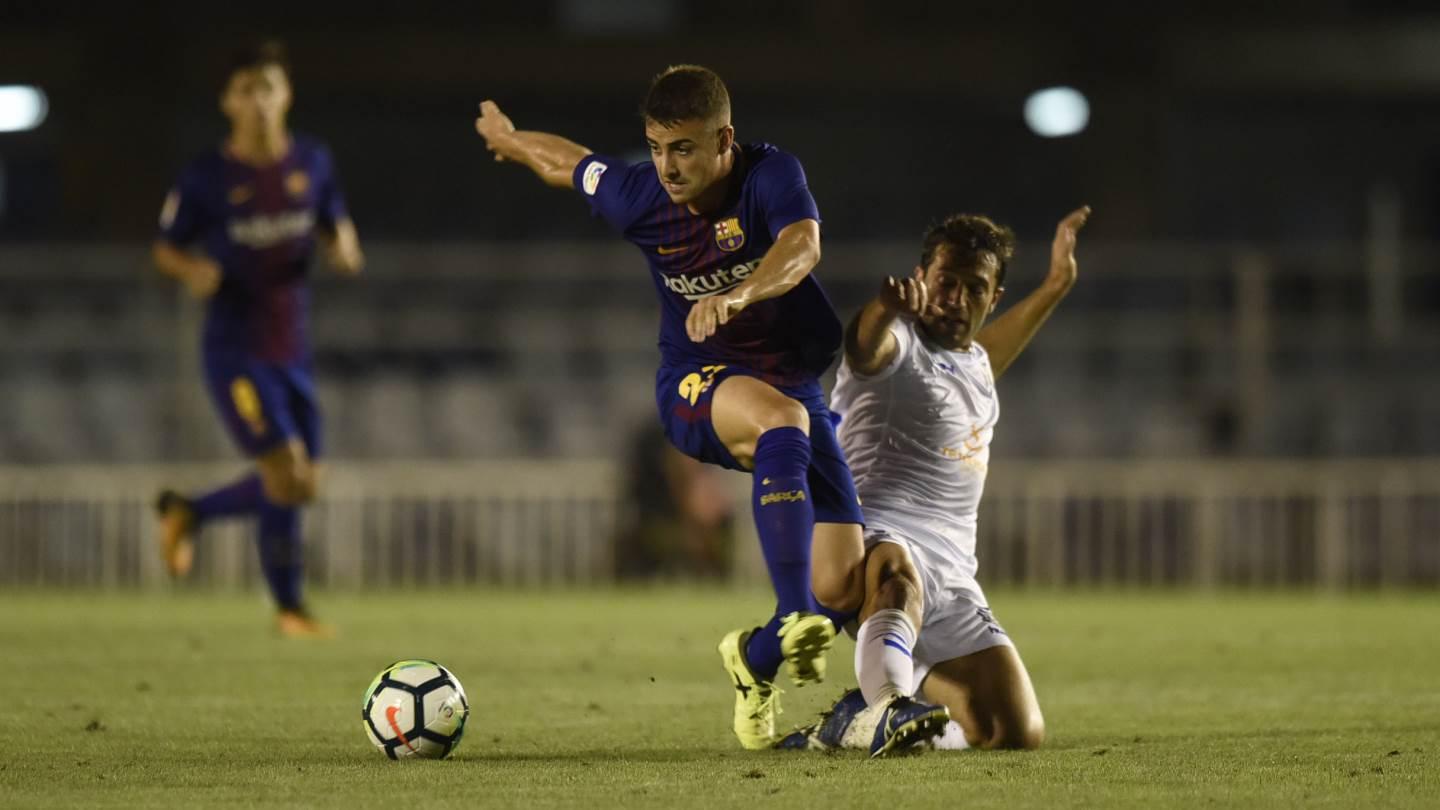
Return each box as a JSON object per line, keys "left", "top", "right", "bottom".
{"left": 285, "top": 170, "right": 311, "bottom": 198}
{"left": 714, "top": 217, "right": 745, "bottom": 252}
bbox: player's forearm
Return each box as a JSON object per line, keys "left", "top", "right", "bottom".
{"left": 152, "top": 241, "right": 212, "bottom": 282}
{"left": 323, "top": 219, "right": 365, "bottom": 274}
{"left": 492, "top": 131, "right": 591, "bottom": 189}
{"left": 845, "top": 299, "right": 901, "bottom": 375}
{"left": 975, "top": 278, "right": 1072, "bottom": 378}
{"left": 729, "top": 221, "right": 820, "bottom": 309}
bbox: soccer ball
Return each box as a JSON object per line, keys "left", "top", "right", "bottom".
{"left": 362, "top": 659, "right": 470, "bottom": 760}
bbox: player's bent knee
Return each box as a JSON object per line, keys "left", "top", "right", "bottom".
{"left": 995, "top": 714, "right": 1045, "bottom": 750}
{"left": 811, "top": 563, "right": 864, "bottom": 613}
{"left": 257, "top": 439, "right": 318, "bottom": 506}
{"left": 862, "top": 544, "right": 921, "bottom": 615}
{"left": 291, "top": 470, "right": 318, "bottom": 505}
{"left": 1019, "top": 717, "right": 1046, "bottom": 750}
{"left": 876, "top": 554, "right": 921, "bottom": 594}
{"left": 869, "top": 569, "right": 920, "bottom": 614}
{"left": 984, "top": 708, "right": 1044, "bottom": 750}
{"left": 259, "top": 465, "right": 316, "bottom": 507}
{"left": 259, "top": 473, "right": 290, "bottom": 506}
{"left": 755, "top": 397, "right": 810, "bottom": 436}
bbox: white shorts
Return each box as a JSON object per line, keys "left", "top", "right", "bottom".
{"left": 865, "top": 529, "right": 1015, "bottom": 687}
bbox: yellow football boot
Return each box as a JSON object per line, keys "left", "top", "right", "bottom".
{"left": 718, "top": 628, "right": 779, "bottom": 749}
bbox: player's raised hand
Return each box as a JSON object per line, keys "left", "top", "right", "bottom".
{"left": 878, "top": 276, "right": 936, "bottom": 319}
{"left": 474, "top": 100, "right": 516, "bottom": 162}
{"left": 686, "top": 292, "right": 743, "bottom": 343}
{"left": 183, "top": 260, "right": 221, "bottom": 300}
{"left": 1047, "top": 206, "right": 1091, "bottom": 290}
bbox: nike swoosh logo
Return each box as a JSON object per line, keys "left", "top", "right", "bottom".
{"left": 657, "top": 245, "right": 688, "bottom": 255}
{"left": 385, "top": 704, "right": 417, "bottom": 753}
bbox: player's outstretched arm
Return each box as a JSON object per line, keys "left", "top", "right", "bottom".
{"left": 320, "top": 218, "right": 365, "bottom": 276}
{"left": 844, "top": 276, "right": 936, "bottom": 375}
{"left": 152, "top": 240, "right": 221, "bottom": 300}
{"left": 474, "top": 100, "right": 591, "bottom": 189}
{"left": 686, "top": 218, "right": 820, "bottom": 342}
{"left": 976, "top": 206, "right": 1090, "bottom": 379}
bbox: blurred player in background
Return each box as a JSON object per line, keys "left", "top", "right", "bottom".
{"left": 780, "top": 207, "right": 1090, "bottom": 755}
{"left": 613, "top": 426, "right": 737, "bottom": 580}
{"left": 474, "top": 66, "right": 912, "bottom": 749}
{"left": 151, "top": 41, "right": 364, "bottom": 638}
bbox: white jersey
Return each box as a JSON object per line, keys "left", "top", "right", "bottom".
{"left": 831, "top": 319, "right": 998, "bottom": 579}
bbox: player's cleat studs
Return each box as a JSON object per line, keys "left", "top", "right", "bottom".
{"left": 777, "top": 612, "right": 835, "bottom": 686}
{"left": 868, "top": 696, "right": 951, "bottom": 758}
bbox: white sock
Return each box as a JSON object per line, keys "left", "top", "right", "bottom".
{"left": 854, "top": 608, "right": 917, "bottom": 707}
{"left": 929, "top": 720, "right": 971, "bottom": 750}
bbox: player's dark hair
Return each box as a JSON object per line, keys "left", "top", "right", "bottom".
{"left": 641, "top": 65, "right": 731, "bottom": 128}
{"left": 223, "top": 39, "right": 290, "bottom": 88}
{"left": 920, "top": 214, "right": 1016, "bottom": 288}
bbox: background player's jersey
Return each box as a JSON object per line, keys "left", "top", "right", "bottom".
{"left": 831, "top": 319, "right": 999, "bottom": 578}
{"left": 573, "top": 143, "right": 842, "bottom": 385}
{"left": 158, "top": 134, "right": 348, "bottom": 363}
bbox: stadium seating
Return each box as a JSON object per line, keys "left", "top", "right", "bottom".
{"left": 0, "top": 242, "right": 1435, "bottom": 462}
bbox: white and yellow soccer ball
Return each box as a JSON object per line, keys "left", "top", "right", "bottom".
{"left": 362, "top": 659, "right": 470, "bottom": 760}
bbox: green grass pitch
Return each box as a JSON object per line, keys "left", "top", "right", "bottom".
{"left": 2, "top": 588, "right": 1437, "bottom": 808}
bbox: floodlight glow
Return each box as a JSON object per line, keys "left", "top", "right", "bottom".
{"left": 1024, "top": 87, "right": 1088, "bottom": 138}
{"left": 0, "top": 86, "right": 49, "bottom": 133}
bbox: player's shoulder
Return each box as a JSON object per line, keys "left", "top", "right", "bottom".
{"left": 739, "top": 142, "right": 813, "bottom": 213}
{"left": 289, "top": 133, "right": 336, "bottom": 165}
{"left": 579, "top": 153, "right": 663, "bottom": 206}
{"left": 741, "top": 141, "right": 795, "bottom": 162}
{"left": 173, "top": 146, "right": 226, "bottom": 188}
{"left": 289, "top": 132, "right": 330, "bottom": 154}
{"left": 741, "top": 142, "right": 805, "bottom": 178}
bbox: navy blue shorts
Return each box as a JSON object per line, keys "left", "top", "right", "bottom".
{"left": 202, "top": 351, "right": 322, "bottom": 458}
{"left": 655, "top": 362, "right": 864, "bottom": 526}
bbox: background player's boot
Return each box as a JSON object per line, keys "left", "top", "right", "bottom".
{"left": 778, "top": 612, "right": 835, "bottom": 686}
{"left": 774, "top": 688, "right": 867, "bottom": 750}
{"left": 276, "top": 607, "right": 335, "bottom": 639}
{"left": 153, "top": 490, "right": 195, "bottom": 578}
{"left": 718, "top": 628, "right": 780, "bottom": 749}
{"left": 841, "top": 694, "right": 951, "bottom": 758}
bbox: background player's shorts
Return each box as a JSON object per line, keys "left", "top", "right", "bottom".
{"left": 655, "top": 362, "right": 864, "bottom": 526}
{"left": 202, "top": 351, "right": 322, "bottom": 458}
{"left": 864, "top": 529, "right": 1015, "bottom": 687}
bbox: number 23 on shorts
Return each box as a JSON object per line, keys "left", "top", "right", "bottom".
{"left": 230, "top": 376, "right": 269, "bottom": 436}
{"left": 677, "top": 364, "right": 726, "bottom": 406}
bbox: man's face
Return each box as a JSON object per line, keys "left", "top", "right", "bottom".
{"left": 221, "top": 64, "right": 291, "bottom": 133}
{"left": 915, "top": 246, "right": 1004, "bottom": 350}
{"left": 644, "top": 116, "right": 733, "bottom": 205}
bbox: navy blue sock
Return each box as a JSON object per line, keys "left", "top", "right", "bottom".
{"left": 257, "top": 500, "right": 304, "bottom": 612}
{"left": 745, "top": 612, "right": 787, "bottom": 680}
{"left": 744, "top": 426, "right": 814, "bottom": 680}
{"left": 744, "top": 601, "right": 859, "bottom": 680}
{"left": 190, "top": 474, "right": 263, "bottom": 528}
